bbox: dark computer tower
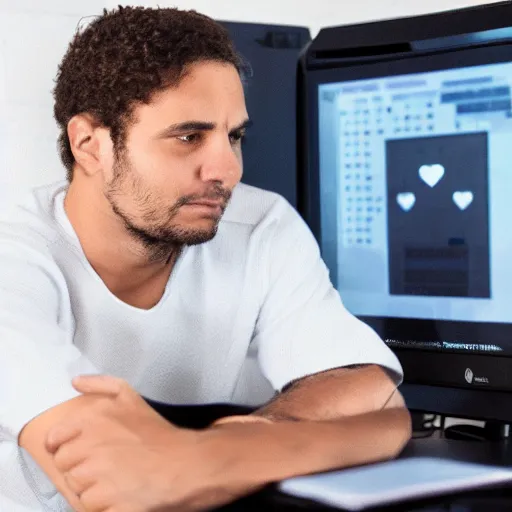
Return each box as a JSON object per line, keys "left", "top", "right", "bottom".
{"left": 220, "top": 21, "right": 311, "bottom": 207}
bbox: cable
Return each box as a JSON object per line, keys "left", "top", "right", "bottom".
{"left": 412, "top": 413, "right": 445, "bottom": 439}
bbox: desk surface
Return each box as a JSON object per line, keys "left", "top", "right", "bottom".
{"left": 219, "top": 437, "right": 512, "bottom": 511}
{"left": 145, "top": 400, "right": 512, "bottom": 511}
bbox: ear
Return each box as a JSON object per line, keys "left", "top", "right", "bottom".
{"left": 67, "top": 114, "right": 111, "bottom": 177}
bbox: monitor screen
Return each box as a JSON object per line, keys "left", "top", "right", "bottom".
{"left": 306, "top": 44, "right": 512, "bottom": 394}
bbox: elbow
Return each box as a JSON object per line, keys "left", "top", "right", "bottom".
{"left": 381, "top": 388, "right": 412, "bottom": 457}
{"left": 386, "top": 406, "right": 412, "bottom": 460}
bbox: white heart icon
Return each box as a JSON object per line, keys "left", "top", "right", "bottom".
{"left": 453, "top": 191, "right": 473, "bottom": 210}
{"left": 419, "top": 164, "right": 445, "bottom": 188}
{"left": 396, "top": 192, "right": 416, "bottom": 212}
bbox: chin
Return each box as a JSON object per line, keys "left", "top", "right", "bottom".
{"left": 164, "top": 222, "right": 219, "bottom": 246}
{"left": 179, "top": 229, "right": 218, "bottom": 246}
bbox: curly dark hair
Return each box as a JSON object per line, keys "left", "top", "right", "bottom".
{"left": 53, "top": 5, "right": 244, "bottom": 181}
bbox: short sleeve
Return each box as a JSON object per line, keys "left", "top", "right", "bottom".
{"left": 0, "top": 240, "right": 98, "bottom": 441}
{"left": 0, "top": 238, "right": 98, "bottom": 510}
{"left": 253, "top": 200, "right": 403, "bottom": 392}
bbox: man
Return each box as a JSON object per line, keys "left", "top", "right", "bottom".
{"left": 0, "top": 6, "right": 411, "bottom": 512}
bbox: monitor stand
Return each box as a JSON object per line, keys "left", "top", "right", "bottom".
{"left": 444, "top": 421, "right": 511, "bottom": 442}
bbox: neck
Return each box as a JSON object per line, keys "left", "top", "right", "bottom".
{"left": 64, "top": 172, "right": 180, "bottom": 299}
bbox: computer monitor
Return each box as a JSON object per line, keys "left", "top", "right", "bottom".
{"left": 299, "top": 3, "right": 512, "bottom": 423}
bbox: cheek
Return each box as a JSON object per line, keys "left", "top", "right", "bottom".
{"left": 235, "top": 147, "right": 244, "bottom": 179}
{"left": 98, "top": 138, "right": 116, "bottom": 181}
{"left": 128, "top": 140, "right": 200, "bottom": 199}
{"left": 130, "top": 147, "right": 175, "bottom": 184}
{"left": 150, "top": 160, "right": 192, "bottom": 201}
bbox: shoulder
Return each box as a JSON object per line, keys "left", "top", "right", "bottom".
{"left": 0, "top": 183, "right": 71, "bottom": 313}
{"left": 215, "top": 184, "right": 319, "bottom": 281}
{"left": 221, "top": 182, "right": 307, "bottom": 235}
{"left": 0, "top": 181, "right": 68, "bottom": 261}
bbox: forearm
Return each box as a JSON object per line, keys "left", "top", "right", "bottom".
{"left": 205, "top": 406, "right": 411, "bottom": 490}
{"left": 253, "top": 365, "right": 399, "bottom": 422}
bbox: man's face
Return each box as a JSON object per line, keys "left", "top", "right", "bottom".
{"left": 103, "top": 61, "right": 247, "bottom": 255}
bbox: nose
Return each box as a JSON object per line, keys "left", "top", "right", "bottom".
{"left": 199, "top": 137, "right": 242, "bottom": 187}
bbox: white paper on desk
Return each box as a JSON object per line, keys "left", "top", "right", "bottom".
{"left": 278, "top": 457, "right": 512, "bottom": 510}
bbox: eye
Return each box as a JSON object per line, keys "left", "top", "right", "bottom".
{"left": 177, "top": 133, "right": 202, "bottom": 144}
{"left": 229, "top": 129, "right": 246, "bottom": 145}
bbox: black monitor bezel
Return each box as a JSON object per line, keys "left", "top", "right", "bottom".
{"left": 300, "top": 41, "right": 512, "bottom": 419}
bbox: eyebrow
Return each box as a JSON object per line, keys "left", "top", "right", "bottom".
{"left": 155, "top": 118, "right": 252, "bottom": 139}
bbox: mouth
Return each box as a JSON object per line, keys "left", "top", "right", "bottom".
{"left": 182, "top": 199, "right": 225, "bottom": 217}
{"left": 187, "top": 199, "right": 225, "bottom": 208}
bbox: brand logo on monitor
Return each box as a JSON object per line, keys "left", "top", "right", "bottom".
{"left": 464, "top": 367, "right": 489, "bottom": 385}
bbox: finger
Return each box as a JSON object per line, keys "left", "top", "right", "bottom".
{"left": 52, "top": 438, "right": 90, "bottom": 473}
{"left": 74, "top": 375, "right": 150, "bottom": 411}
{"left": 46, "top": 421, "right": 83, "bottom": 453}
{"left": 72, "top": 375, "right": 128, "bottom": 398}
{"left": 64, "top": 461, "right": 98, "bottom": 497}
{"left": 212, "top": 415, "right": 273, "bottom": 427}
{"left": 78, "top": 482, "right": 116, "bottom": 512}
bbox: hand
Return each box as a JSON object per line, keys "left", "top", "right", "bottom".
{"left": 45, "top": 375, "right": 258, "bottom": 512}
{"left": 211, "top": 415, "right": 273, "bottom": 427}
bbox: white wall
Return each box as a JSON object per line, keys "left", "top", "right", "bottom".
{"left": 0, "top": 0, "right": 107, "bottom": 195}
{"left": 106, "top": 0, "right": 503, "bottom": 38}
{"left": 0, "top": 0, "right": 502, "bottom": 193}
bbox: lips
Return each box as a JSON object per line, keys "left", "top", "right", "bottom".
{"left": 187, "top": 199, "right": 224, "bottom": 208}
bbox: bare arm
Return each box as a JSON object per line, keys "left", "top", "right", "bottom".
{"left": 34, "top": 365, "right": 407, "bottom": 512}
{"left": 214, "top": 364, "right": 406, "bottom": 424}
{"left": 253, "top": 364, "right": 404, "bottom": 421}
{"left": 212, "top": 364, "right": 410, "bottom": 473}
{"left": 208, "top": 406, "right": 411, "bottom": 487}
{"left": 44, "top": 375, "right": 411, "bottom": 512}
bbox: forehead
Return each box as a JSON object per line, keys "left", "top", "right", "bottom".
{"left": 133, "top": 61, "right": 248, "bottom": 128}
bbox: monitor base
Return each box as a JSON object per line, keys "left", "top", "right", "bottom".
{"left": 444, "top": 421, "right": 511, "bottom": 442}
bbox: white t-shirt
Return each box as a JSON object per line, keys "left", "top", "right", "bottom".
{"left": 0, "top": 181, "right": 402, "bottom": 511}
